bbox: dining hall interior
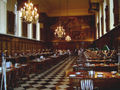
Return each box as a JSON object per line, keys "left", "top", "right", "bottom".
{"left": 0, "top": 0, "right": 120, "bottom": 90}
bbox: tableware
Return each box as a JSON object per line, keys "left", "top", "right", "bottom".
{"left": 15, "top": 63, "right": 18, "bottom": 67}
{"left": 111, "top": 71, "right": 117, "bottom": 74}
{"left": 37, "top": 58, "right": 40, "bottom": 62}
{"left": 22, "top": 64, "right": 26, "bottom": 66}
{"left": 0, "top": 67, "right": 2, "bottom": 71}
{"left": 40, "top": 56, "right": 44, "bottom": 59}
{"left": 69, "top": 74, "right": 76, "bottom": 77}
{"left": 6, "top": 62, "right": 12, "bottom": 68}
{"left": 97, "top": 72, "right": 103, "bottom": 77}
{"left": 76, "top": 72, "right": 81, "bottom": 75}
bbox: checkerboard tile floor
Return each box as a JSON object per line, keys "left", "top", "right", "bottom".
{"left": 14, "top": 56, "right": 78, "bottom": 90}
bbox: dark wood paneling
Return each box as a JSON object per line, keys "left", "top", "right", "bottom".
{"left": 91, "top": 25, "right": 120, "bottom": 50}
{"left": 0, "top": 34, "right": 46, "bottom": 57}
{"left": 40, "top": 28, "right": 46, "bottom": 41}
{"left": 52, "top": 41, "right": 93, "bottom": 50}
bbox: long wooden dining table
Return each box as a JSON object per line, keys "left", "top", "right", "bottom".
{"left": 28, "top": 54, "right": 68, "bottom": 73}
{"left": 85, "top": 59, "right": 117, "bottom": 64}
{"left": 73, "top": 63, "right": 118, "bottom": 72}
{"left": 0, "top": 54, "right": 68, "bottom": 89}
{"left": 67, "top": 70, "right": 120, "bottom": 89}
{"left": 0, "top": 63, "right": 30, "bottom": 89}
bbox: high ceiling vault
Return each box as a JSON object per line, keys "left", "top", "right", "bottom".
{"left": 8, "top": 0, "right": 98, "bottom": 17}
{"left": 32, "top": 0, "right": 92, "bottom": 17}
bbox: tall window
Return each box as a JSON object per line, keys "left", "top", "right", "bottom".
{"left": 7, "top": 11, "right": 15, "bottom": 34}
{"left": 101, "top": 3, "right": 104, "bottom": 36}
{"left": 33, "top": 24, "right": 36, "bottom": 39}
{"left": 22, "top": 22, "right": 27, "bottom": 37}
{"left": 109, "top": 0, "right": 114, "bottom": 30}
{"left": 103, "top": 0, "right": 107, "bottom": 34}
{"left": 14, "top": 3, "right": 17, "bottom": 35}
{"left": 99, "top": 4, "right": 102, "bottom": 37}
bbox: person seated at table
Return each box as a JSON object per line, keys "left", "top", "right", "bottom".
{"left": 6, "top": 61, "right": 12, "bottom": 68}
{"left": 58, "top": 50, "right": 63, "bottom": 55}
{"left": 78, "top": 49, "right": 81, "bottom": 56}
{"left": 53, "top": 53, "right": 56, "bottom": 56}
{"left": 40, "top": 56, "right": 44, "bottom": 60}
{"left": 67, "top": 49, "right": 71, "bottom": 55}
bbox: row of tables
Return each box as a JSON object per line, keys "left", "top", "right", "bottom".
{"left": 5, "top": 52, "right": 54, "bottom": 64}
{"left": 0, "top": 53, "right": 68, "bottom": 89}
{"left": 67, "top": 52, "right": 120, "bottom": 89}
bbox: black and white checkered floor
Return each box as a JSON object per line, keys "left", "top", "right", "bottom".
{"left": 14, "top": 56, "right": 77, "bottom": 90}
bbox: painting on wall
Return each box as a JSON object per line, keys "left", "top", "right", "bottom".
{"left": 49, "top": 15, "right": 95, "bottom": 41}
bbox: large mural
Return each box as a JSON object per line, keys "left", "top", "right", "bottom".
{"left": 49, "top": 15, "right": 95, "bottom": 41}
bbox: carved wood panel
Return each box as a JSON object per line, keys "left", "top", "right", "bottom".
{"left": 0, "top": 34, "right": 46, "bottom": 58}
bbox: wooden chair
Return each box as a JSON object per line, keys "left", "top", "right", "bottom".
{"left": 80, "top": 79, "right": 93, "bottom": 90}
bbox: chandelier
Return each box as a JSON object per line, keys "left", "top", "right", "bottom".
{"left": 65, "top": 35, "right": 71, "bottom": 42}
{"left": 54, "top": 25, "right": 66, "bottom": 38}
{"left": 20, "top": 0, "right": 39, "bottom": 23}
{"left": 64, "top": 0, "right": 71, "bottom": 42}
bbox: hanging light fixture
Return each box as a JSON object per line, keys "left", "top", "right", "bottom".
{"left": 65, "top": 0, "right": 71, "bottom": 41}
{"left": 54, "top": 0, "right": 66, "bottom": 38}
{"left": 54, "top": 26, "right": 66, "bottom": 38}
{"left": 65, "top": 35, "right": 71, "bottom": 41}
{"left": 20, "top": 0, "right": 39, "bottom": 23}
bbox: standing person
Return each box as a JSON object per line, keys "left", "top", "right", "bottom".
{"left": 78, "top": 49, "right": 81, "bottom": 56}
{"left": 67, "top": 49, "right": 71, "bottom": 56}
